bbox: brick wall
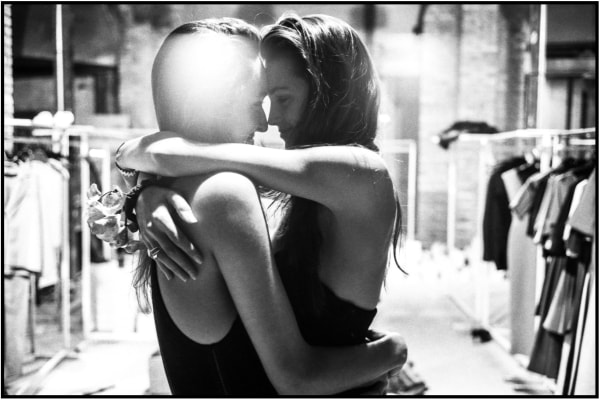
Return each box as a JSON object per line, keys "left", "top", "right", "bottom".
{"left": 4, "top": 4, "right": 14, "bottom": 149}
{"left": 417, "top": 4, "right": 527, "bottom": 248}
{"left": 417, "top": 4, "right": 461, "bottom": 246}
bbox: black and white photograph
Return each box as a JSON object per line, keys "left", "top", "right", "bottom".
{"left": 2, "top": 2, "right": 597, "bottom": 396}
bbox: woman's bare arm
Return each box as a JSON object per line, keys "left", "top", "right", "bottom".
{"left": 116, "top": 132, "right": 395, "bottom": 215}
{"left": 188, "top": 172, "right": 406, "bottom": 395}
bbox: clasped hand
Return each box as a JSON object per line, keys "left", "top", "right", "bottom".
{"left": 135, "top": 186, "right": 203, "bottom": 281}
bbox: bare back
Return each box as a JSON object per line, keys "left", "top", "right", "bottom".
{"left": 315, "top": 199, "right": 394, "bottom": 310}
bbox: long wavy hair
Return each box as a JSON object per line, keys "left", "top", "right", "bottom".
{"left": 260, "top": 14, "right": 404, "bottom": 315}
{"left": 134, "top": 18, "right": 261, "bottom": 312}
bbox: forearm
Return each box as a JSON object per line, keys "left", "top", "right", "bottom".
{"left": 116, "top": 133, "right": 373, "bottom": 208}
{"left": 295, "top": 334, "right": 404, "bottom": 395}
{"left": 115, "top": 132, "right": 224, "bottom": 177}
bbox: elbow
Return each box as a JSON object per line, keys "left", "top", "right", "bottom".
{"left": 270, "top": 355, "right": 327, "bottom": 396}
{"left": 115, "top": 140, "right": 132, "bottom": 168}
{"left": 115, "top": 138, "right": 152, "bottom": 173}
{"left": 272, "top": 365, "right": 321, "bottom": 396}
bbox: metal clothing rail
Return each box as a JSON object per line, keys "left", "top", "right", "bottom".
{"left": 447, "top": 127, "right": 597, "bottom": 250}
{"left": 453, "top": 127, "right": 596, "bottom": 142}
{"left": 445, "top": 127, "right": 596, "bottom": 365}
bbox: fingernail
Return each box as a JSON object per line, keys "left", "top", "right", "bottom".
{"left": 190, "top": 274, "right": 197, "bottom": 281}
{"left": 182, "top": 210, "right": 198, "bottom": 223}
{"left": 195, "top": 256, "right": 203, "bottom": 264}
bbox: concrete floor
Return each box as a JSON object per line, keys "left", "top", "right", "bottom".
{"left": 6, "top": 248, "right": 546, "bottom": 396}
{"left": 373, "top": 262, "right": 522, "bottom": 395}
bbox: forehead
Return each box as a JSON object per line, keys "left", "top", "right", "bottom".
{"left": 264, "top": 56, "right": 304, "bottom": 92}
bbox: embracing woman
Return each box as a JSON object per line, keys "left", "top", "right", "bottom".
{"left": 114, "top": 15, "right": 407, "bottom": 396}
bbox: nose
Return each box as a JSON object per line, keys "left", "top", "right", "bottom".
{"left": 256, "top": 109, "right": 268, "bottom": 133}
{"left": 267, "top": 104, "right": 280, "bottom": 128}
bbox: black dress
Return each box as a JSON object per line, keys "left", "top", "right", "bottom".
{"left": 151, "top": 254, "right": 379, "bottom": 396}
{"left": 151, "top": 266, "right": 276, "bottom": 396}
{"left": 276, "top": 252, "right": 380, "bottom": 395}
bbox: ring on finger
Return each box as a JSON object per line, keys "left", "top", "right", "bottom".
{"left": 147, "top": 247, "right": 161, "bottom": 260}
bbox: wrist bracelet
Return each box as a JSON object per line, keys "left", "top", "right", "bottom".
{"left": 122, "top": 180, "right": 161, "bottom": 232}
{"left": 115, "top": 142, "right": 138, "bottom": 177}
{"left": 116, "top": 161, "right": 138, "bottom": 177}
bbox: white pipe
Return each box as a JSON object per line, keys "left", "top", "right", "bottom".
{"left": 536, "top": 4, "right": 547, "bottom": 129}
{"left": 80, "top": 132, "right": 92, "bottom": 338}
{"left": 454, "top": 127, "right": 596, "bottom": 142}
{"left": 55, "top": 5, "right": 64, "bottom": 112}
{"left": 446, "top": 148, "right": 457, "bottom": 250}
{"left": 60, "top": 128, "right": 71, "bottom": 350}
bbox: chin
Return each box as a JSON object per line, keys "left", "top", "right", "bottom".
{"left": 244, "top": 133, "right": 255, "bottom": 144}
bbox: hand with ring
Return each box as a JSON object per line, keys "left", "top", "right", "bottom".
{"left": 148, "top": 246, "right": 162, "bottom": 260}
{"left": 136, "top": 186, "right": 203, "bottom": 282}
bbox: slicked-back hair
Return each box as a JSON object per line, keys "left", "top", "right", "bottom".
{"left": 135, "top": 18, "right": 261, "bottom": 312}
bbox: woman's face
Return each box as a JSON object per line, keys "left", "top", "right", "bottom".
{"left": 265, "top": 56, "right": 310, "bottom": 146}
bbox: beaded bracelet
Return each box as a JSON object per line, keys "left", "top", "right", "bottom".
{"left": 115, "top": 142, "right": 138, "bottom": 177}
{"left": 122, "top": 180, "right": 161, "bottom": 233}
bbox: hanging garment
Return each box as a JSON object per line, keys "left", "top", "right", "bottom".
{"left": 567, "top": 169, "right": 596, "bottom": 395}
{"left": 563, "top": 178, "right": 590, "bottom": 388}
{"left": 503, "top": 165, "right": 538, "bottom": 356}
{"left": 562, "top": 180, "right": 588, "bottom": 253}
{"left": 528, "top": 256, "right": 567, "bottom": 379}
{"left": 567, "top": 169, "right": 596, "bottom": 237}
{"left": 510, "top": 170, "right": 551, "bottom": 220}
{"left": 5, "top": 160, "right": 67, "bottom": 288}
{"left": 527, "top": 158, "right": 580, "bottom": 238}
{"left": 555, "top": 259, "right": 588, "bottom": 394}
{"left": 571, "top": 238, "right": 596, "bottom": 395}
{"left": 543, "top": 258, "right": 581, "bottom": 335}
{"left": 548, "top": 168, "right": 596, "bottom": 392}
{"left": 482, "top": 157, "right": 527, "bottom": 270}
{"left": 526, "top": 174, "right": 551, "bottom": 237}
{"left": 531, "top": 176, "right": 556, "bottom": 244}
{"left": 3, "top": 271, "right": 31, "bottom": 381}
{"left": 4, "top": 160, "right": 20, "bottom": 276}
{"left": 537, "top": 172, "right": 580, "bottom": 249}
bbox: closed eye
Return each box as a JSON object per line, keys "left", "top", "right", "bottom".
{"left": 275, "top": 97, "right": 290, "bottom": 105}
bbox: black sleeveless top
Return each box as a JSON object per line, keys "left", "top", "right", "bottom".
{"left": 151, "top": 267, "right": 276, "bottom": 396}
{"left": 151, "top": 254, "right": 378, "bottom": 396}
{"left": 275, "top": 252, "right": 380, "bottom": 396}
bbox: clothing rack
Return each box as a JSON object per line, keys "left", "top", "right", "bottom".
{"left": 445, "top": 127, "right": 596, "bottom": 367}
{"left": 4, "top": 119, "right": 158, "bottom": 394}
{"left": 4, "top": 120, "right": 94, "bottom": 395}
